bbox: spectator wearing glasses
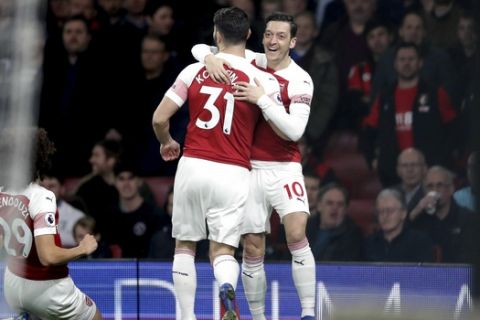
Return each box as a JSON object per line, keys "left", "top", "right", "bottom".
{"left": 410, "top": 166, "right": 478, "bottom": 262}
{"left": 366, "top": 188, "right": 434, "bottom": 262}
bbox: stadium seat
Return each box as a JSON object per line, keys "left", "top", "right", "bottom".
{"left": 143, "top": 177, "right": 175, "bottom": 208}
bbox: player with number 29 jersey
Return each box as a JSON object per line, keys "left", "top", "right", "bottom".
{"left": 0, "top": 184, "right": 66, "bottom": 280}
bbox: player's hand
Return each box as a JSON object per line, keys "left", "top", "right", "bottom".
{"left": 204, "top": 54, "right": 231, "bottom": 84}
{"left": 233, "top": 78, "right": 266, "bottom": 104}
{"left": 79, "top": 234, "right": 98, "bottom": 255}
{"left": 160, "top": 138, "right": 181, "bottom": 161}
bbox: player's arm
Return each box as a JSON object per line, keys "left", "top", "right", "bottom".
{"left": 36, "top": 233, "right": 97, "bottom": 266}
{"left": 191, "top": 44, "right": 261, "bottom": 83}
{"left": 152, "top": 96, "right": 181, "bottom": 161}
{"left": 234, "top": 78, "right": 311, "bottom": 142}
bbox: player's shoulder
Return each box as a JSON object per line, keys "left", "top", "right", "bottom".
{"left": 25, "top": 183, "right": 56, "bottom": 204}
{"left": 285, "top": 60, "right": 313, "bottom": 85}
{"left": 181, "top": 62, "right": 205, "bottom": 75}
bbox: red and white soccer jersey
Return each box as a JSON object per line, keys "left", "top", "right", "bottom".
{"left": 1, "top": 183, "right": 98, "bottom": 319}
{"left": 0, "top": 183, "right": 67, "bottom": 280}
{"left": 166, "top": 52, "right": 282, "bottom": 246}
{"left": 165, "top": 52, "right": 281, "bottom": 169}
{"left": 248, "top": 53, "right": 313, "bottom": 163}
{"left": 244, "top": 54, "right": 313, "bottom": 233}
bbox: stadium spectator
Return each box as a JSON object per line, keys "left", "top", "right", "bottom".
{"left": 152, "top": 7, "right": 283, "bottom": 319}
{"left": 365, "top": 188, "right": 434, "bottom": 262}
{"left": 40, "top": 171, "right": 86, "bottom": 248}
{"left": 97, "top": 0, "right": 126, "bottom": 26}
{"left": 320, "top": 0, "right": 376, "bottom": 130}
{"left": 362, "top": 42, "right": 458, "bottom": 187}
{"left": 425, "top": 0, "right": 463, "bottom": 49}
{"left": 69, "top": 0, "right": 109, "bottom": 35}
{"left": 73, "top": 216, "right": 114, "bottom": 259}
{"left": 371, "top": 10, "right": 456, "bottom": 101}
{"left": 453, "top": 151, "right": 478, "bottom": 211}
{"left": 293, "top": 11, "right": 339, "bottom": 151}
{"left": 410, "top": 166, "right": 479, "bottom": 262}
{"left": 347, "top": 18, "right": 394, "bottom": 130}
{"left": 394, "top": 148, "right": 427, "bottom": 214}
{"left": 0, "top": 128, "right": 103, "bottom": 320}
{"left": 46, "top": 0, "right": 72, "bottom": 37}
{"left": 145, "top": 1, "right": 193, "bottom": 64}
{"left": 39, "top": 15, "right": 109, "bottom": 176}
{"left": 282, "top": 0, "right": 310, "bottom": 16}
{"left": 74, "top": 139, "right": 121, "bottom": 233}
{"left": 106, "top": 161, "right": 165, "bottom": 258}
{"left": 115, "top": 33, "right": 186, "bottom": 176}
{"left": 307, "top": 183, "right": 364, "bottom": 261}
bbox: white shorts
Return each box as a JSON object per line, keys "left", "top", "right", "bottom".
{"left": 172, "top": 156, "right": 250, "bottom": 248}
{"left": 4, "top": 268, "right": 97, "bottom": 320}
{"left": 241, "top": 161, "right": 310, "bottom": 234}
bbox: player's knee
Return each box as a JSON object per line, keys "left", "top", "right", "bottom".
{"left": 286, "top": 230, "right": 307, "bottom": 246}
{"left": 243, "top": 234, "right": 265, "bottom": 257}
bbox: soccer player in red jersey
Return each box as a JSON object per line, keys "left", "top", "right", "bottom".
{"left": 192, "top": 12, "right": 316, "bottom": 320}
{"left": 152, "top": 7, "right": 285, "bottom": 320}
{"left": 0, "top": 128, "right": 102, "bottom": 320}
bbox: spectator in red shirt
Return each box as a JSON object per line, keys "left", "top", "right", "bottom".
{"left": 362, "top": 42, "right": 458, "bottom": 187}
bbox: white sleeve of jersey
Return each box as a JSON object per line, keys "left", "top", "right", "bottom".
{"left": 28, "top": 187, "right": 57, "bottom": 236}
{"left": 256, "top": 73, "right": 312, "bottom": 141}
{"left": 165, "top": 63, "right": 203, "bottom": 107}
{"left": 191, "top": 44, "right": 218, "bottom": 63}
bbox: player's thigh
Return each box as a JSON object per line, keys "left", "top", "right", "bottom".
{"left": 267, "top": 166, "right": 310, "bottom": 220}
{"left": 171, "top": 157, "right": 208, "bottom": 242}
{"left": 5, "top": 270, "right": 98, "bottom": 320}
{"left": 204, "top": 163, "right": 250, "bottom": 248}
{"left": 241, "top": 169, "right": 272, "bottom": 235}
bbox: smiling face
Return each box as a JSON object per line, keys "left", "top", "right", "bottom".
{"left": 263, "top": 20, "right": 296, "bottom": 68}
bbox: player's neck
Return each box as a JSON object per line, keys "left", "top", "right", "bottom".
{"left": 219, "top": 44, "right": 246, "bottom": 58}
{"left": 268, "top": 56, "right": 291, "bottom": 71}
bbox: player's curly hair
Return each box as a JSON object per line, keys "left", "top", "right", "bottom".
{"left": 0, "top": 127, "right": 56, "bottom": 187}
{"left": 33, "top": 128, "right": 56, "bottom": 181}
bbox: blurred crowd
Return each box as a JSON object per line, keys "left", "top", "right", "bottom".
{"left": 23, "top": 0, "right": 480, "bottom": 262}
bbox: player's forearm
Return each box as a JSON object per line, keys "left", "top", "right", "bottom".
{"left": 152, "top": 107, "right": 172, "bottom": 144}
{"left": 37, "top": 240, "right": 89, "bottom": 266}
{"left": 191, "top": 44, "right": 218, "bottom": 63}
{"left": 152, "top": 118, "right": 172, "bottom": 145}
{"left": 257, "top": 95, "right": 309, "bottom": 141}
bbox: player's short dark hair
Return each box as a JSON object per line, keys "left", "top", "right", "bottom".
{"left": 266, "top": 12, "right": 297, "bottom": 38}
{"left": 213, "top": 7, "right": 250, "bottom": 45}
{"left": 394, "top": 41, "right": 422, "bottom": 59}
{"left": 317, "top": 182, "right": 349, "bottom": 206}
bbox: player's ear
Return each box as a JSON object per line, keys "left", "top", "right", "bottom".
{"left": 246, "top": 28, "right": 251, "bottom": 40}
{"left": 289, "top": 37, "right": 297, "bottom": 50}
